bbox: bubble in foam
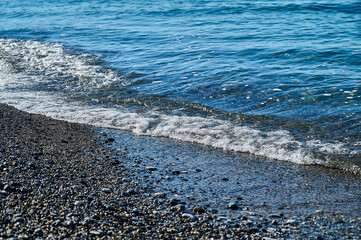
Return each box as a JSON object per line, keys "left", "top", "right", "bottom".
{"left": 0, "top": 38, "right": 119, "bottom": 91}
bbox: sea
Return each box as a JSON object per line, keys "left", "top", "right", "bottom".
{"left": 0, "top": 0, "right": 360, "bottom": 175}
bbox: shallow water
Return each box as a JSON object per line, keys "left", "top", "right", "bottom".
{"left": 107, "top": 129, "right": 361, "bottom": 218}
{"left": 0, "top": 0, "right": 360, "bottom": 173}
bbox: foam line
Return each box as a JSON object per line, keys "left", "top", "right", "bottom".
{"left": 0, "top": 38, "right": 356, "bottom": 168}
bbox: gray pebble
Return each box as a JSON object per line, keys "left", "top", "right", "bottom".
{"left": 74, "top": 200, "right": 84, "bottom": 206}
{"left": 284, "top": 219, "right": 298, "bottom": 225}
{"left": 102, "top": 188, "right": 112, "bottom": 194}
{"left": 153, "top": 192, "right": 166, "bottom": 198}
{"left": 5, "top": 208, "right": 15, "bottom": 215}
{"left": 12, "top": 217, "right": 25, "bottom": 223}
{"left": 63, "top": 220, "right": 75, "bottom": 227}
{"left": 334, "top": 218, "right": 344, "bottom": 224}
{"left": 182, "top": 213, "right": 195, "bottom": 219}
{"left": 176, "top": 204, "right": 186, "bottom": 211}
{"left": 90, "top": 230, "right": 103, "bottom": 236}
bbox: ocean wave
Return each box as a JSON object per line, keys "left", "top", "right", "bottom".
{"left": 254, "top": 2, "right": 360, "bottom": 14}
{"left": 0, "top": 39, "right": 119, "bottom": 92}
{"left": 0, "top": 38, "right": 360, "bottom": 175}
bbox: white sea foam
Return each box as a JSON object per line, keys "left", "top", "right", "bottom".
{"left": 0, "top": 39, "right": 118, "bottom": 91}
{"left": 0, "top": 39, "right": 355, "bottom": 167}
{"left": 1, "top": 93, "right": 320, "bottom": 165}
{"left": 306, "top": 140, "right": 350, "bottom": 154}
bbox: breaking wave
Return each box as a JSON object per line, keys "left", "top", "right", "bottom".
{"left": 0, "top": 39, "right": 359, "bottom": 174}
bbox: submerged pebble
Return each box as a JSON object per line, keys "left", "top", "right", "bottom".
{"left": 228, "top": 202, "right": 238, "bottom": 210}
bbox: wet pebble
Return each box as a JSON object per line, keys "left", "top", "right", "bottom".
{"left": 193, "top": 207, "right": 206, "bottom": 215}
{"left": 90, "top": 230, "right": 103, "bottom": 236}
{"left": 34, "top": 228, "right": 43, "bottom": 237}
{"left": 153, "top": 192, "right": 166, "bottom": 198}
{"left": 12, "top": 217, "right": 25, "bottom": 224}
{"left": 182, "top": 213, "right": 195, "bottom": 219}
{"left": 101, "top": 188, "right": 112, "bottom": 194}
{"left": 171, "top": 170, "right": 181, "bottom": 175}
{"left": 63, "top": 220, "right": 75, "bottom": 227}
{"left": 176, "top": 204, "right": 186, "bottom": 212}
{"left": 146, "top": 166, "right": 157, "bottom": 172}
{"left": 228, "top": 202, "right": 238, "bottom": 210}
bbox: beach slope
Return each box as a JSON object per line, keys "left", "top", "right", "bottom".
{"left": 0, "top": 104, "right": 360, "bottom": 239}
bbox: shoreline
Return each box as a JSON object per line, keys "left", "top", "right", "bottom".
{"left": 0, "top": 103, "right": 360, "bottom": 239}
{"left": 106, "top": 129, "right": 361, "bottom": 217}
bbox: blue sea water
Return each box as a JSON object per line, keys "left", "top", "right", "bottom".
{"left": 0, "top": 0, "right": 360, "bottom": 173}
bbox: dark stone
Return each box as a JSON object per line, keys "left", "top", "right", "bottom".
{"left": 111, "top": 160, "right": 119, "bottom": 165}
{"left": 0, "top": 190, "right": 8, "bottom": 195}
{"left": 121, "top": 191, "right": 130, "bottom": 197}
{"left": 4, "top": 185, "right": 12, "bottom": 192}
{"left": 193, "top": 207, "right": 206, "bottom": 215}
{"left": 271, "top": 220, "right": 278, "bottom": 225}
{"left": 46, "top": 159, "right": 55, "bottom": 164}
{"left": 79, "top": 179, "right": 87, "bottom": 186}
{"left": 228, "top": 202, "right": 238, "bottom": 210}
{"left": 83, "top": 217, "right": 95, "bottom": 225}
{"left": 127, "top": 188, "right": 136, "bottom": 194}
{"left": 63, "top": 220, "right": 75, "bottom": 227}
{"left": 13, "top": 217, "right": 25, "bottom": 223}
{"left": 34, "top": 228, "right": 43, "bottom": 237}
{"left": 28, "top": 162, "right": 36, "bottom": 169}
{"left": 32, "top": 151, "right": 43, "bottom": 159}
{"left": 244, "top": 228, "right": 259, "bottom": 234}
{"left": 171, "top": 170, "right": 180, "bottom": 175}
{"left": 11, "top": 182, "right": 21, "bottom": 187}
{"left": 334, "top": 218, "right": 344, "bottom": 224}
{"left": 146, "top": 166, "right": 157, "bottom": 172}
{"left": 168, "top": 198, "right": 181, "bottom": 206}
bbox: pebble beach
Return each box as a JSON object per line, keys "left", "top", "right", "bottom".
{"left": 0, "top": 103, "right": 360, "bottom": 239}
{"left": 1, "top": 0, "right": 361, "bottom": 239}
